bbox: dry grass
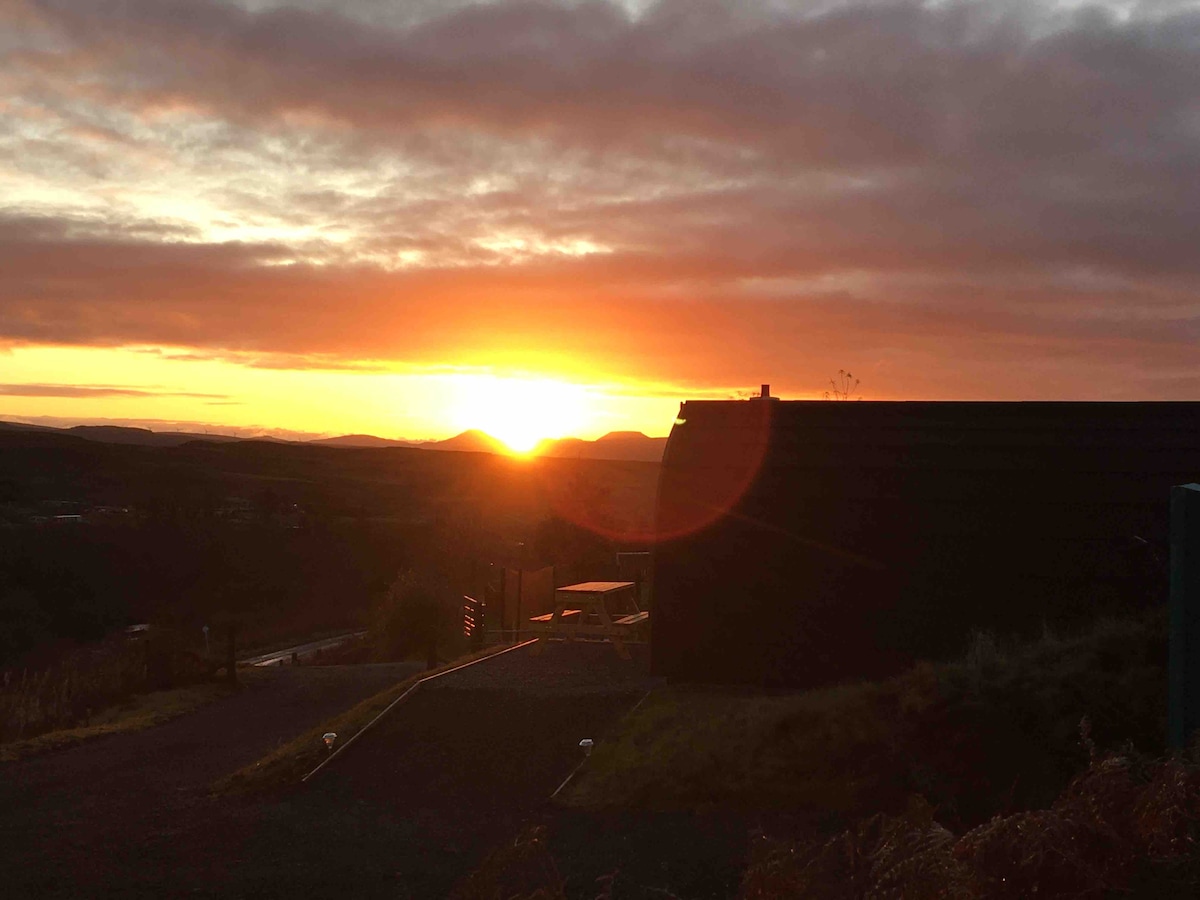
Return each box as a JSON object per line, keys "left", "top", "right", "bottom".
{"left": 211, "top": 642, "right": 526, "bottom": 796}
{"left": 0, "top": 680, "right": 234, "bottom": 762}
{"left": 737, "top": 745, "right": 1200, "bottom": 899}
{"left": 1, "top": 630, "right": 210, "bottom": 744}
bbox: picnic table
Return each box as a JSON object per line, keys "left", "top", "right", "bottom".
{"left": 528, "top": 581, "right": 648, "bottom": 659}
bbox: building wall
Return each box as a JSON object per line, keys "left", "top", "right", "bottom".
{"left": 651, "top": 400, "right": 1200, "bottom": 687}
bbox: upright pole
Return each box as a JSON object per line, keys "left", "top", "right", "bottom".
{"left": 514, "top": 541, "right": 525, "bottom": 644}
{"left": 498, "top": 566, "right": 508, "bottom": 643}
{"left": 515, "top": 568, "right": 524, "bottom": 644}
{"left": 225, "top": 622, "right": 239, "bottom": 686}
{"left": 1169, "top": 484, "right": 1200, "bottom": 750}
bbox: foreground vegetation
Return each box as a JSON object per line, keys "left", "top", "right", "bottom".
{"left": 738, "top": 748, "right": 1200, "bottom": 898}
{"left": 1, "top": 629, "right": 212, "bottom": 744}
{"left": 455, "top": 746, "right": 1200, "bottom": 899}
{"left": 441, "top": 609, "right": 1187, "bottom": 898}
{"left": 566, "top": 612, "right": 1166, "bottom": 827}
{"left": 0, "top": 680, "right": 235, "bottom": 763}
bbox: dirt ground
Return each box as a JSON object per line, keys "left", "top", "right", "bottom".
{"left": 1, "top": 645, "right": 754, "bottom": 899}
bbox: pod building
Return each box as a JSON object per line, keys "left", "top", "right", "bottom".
{"left": 650, "top": 398, "right": 1200, "bottom": 687}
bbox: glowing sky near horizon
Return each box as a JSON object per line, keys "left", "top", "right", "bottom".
{"left": 2, "top": 0, "right": 1199, "bottom": 442}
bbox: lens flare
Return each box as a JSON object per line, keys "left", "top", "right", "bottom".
{"left": 547, "top": 398, "right": 775, "bottom": 544}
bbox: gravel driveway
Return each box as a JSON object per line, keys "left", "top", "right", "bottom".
{"left": 2, "top": 643, "right": 749, "bottom": 899}
{"left": 0, "top": 662, "right": 424, "bottom": 897}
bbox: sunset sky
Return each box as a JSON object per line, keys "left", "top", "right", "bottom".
{"left": 2, "top": 0, "right": 1198, "bottom": 443}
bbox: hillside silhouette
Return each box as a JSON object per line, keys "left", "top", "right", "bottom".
{"left": 0, "top": 421, "right": 666, "bottom": 461}
{"left": 0, "top": 426, "right": 658, "bottom": 667}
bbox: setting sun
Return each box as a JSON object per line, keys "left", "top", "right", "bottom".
{"left": 445, "top": 376, "right": 596, "bottom": 453}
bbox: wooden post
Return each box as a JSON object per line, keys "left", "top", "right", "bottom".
{"left": 498, "top": 566, "right": 508, "bottom": 642}
{"left": 1169, "top": 484, "right": 1200, "bottom": 750}
{"left": 514, "top": 540, "right": 526, "bottom": 644}
{"left": 225, "top": 623, "right": 238, "bottom": 685}
{"left": 515, "top": 566, "right": 523, "bottom": 645}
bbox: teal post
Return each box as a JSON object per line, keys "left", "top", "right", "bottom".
{"left": 1169, "top": 484, "right": 1200, "bottom": 750}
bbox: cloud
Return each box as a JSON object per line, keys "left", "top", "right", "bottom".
{"left": 2, "top": 208, "right": 1196, "bottom": 399}
{"left": 0, "top": 382, "right": 230, "bottom": 399}
{"left": 0, "top": 0, "right": 1198, "bottom": 398}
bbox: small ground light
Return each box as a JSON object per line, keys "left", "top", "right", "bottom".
{"left": 579, "top": 738, "right": 593, "bottom": 756}
{"left": 322, "top": 732, "right": 337, "bottom": 753}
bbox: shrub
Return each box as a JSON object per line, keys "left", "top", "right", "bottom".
{"left": 370, "top": 569, "right": 463, "bottom": 666}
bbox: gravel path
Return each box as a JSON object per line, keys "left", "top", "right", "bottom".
{"left": 0, "top": 662, "right": 424, "bottom": 898}
{"left": 432, "top": 639, "right": 659, "bottom": 695}
{"left": 2, "top": 643, "right": 748, "bottom": 899}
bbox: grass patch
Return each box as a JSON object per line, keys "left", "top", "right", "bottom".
{"left": 0, "top": 681, "right": 235, "bottom": 762}
{"left": 2, "top": 629, "right": 210, "bottom": 743}
{"left": 212, "top": 642, "right": 528, "bottom": 797}
{"left": 564, "top": 610, "right": 1166, "bottom": 828}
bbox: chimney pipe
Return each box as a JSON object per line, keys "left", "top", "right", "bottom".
{"left": 760, "top": 384, "right": 770, "bottom": 399}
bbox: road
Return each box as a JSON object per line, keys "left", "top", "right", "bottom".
{"left": 239, "top": 630, "right": 367, "bottom": 666}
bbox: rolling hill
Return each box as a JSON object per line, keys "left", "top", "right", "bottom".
{"left": 0, "top": 421, "right": 667, "bottom": 462}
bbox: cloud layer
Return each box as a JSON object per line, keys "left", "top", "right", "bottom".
{"left": 3, "top": 0, "right": 1199, "bottom": 397}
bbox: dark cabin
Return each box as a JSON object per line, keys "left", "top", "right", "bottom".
{"left": 651, "top": 398, "right": 1200, "bottom": 687}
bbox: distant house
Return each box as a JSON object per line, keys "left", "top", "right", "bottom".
{"left": 651, "top": 398, "right": 1200, "bottom": 687}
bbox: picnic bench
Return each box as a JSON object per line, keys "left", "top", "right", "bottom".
{"left": 528, "top": 581, "right": 647, "bottom": 659}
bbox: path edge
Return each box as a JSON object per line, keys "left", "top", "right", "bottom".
{"left": 300, "top": 639, "right": 539, "bottom": 785}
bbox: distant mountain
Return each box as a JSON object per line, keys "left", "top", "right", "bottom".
{"left": 65, "top": 425, "right": 245, "bottom": 447}
{"left": 0, "top": 420, "right": 667, "bottom": 460}
{"left": 594, "top": 431, "right": 669, "bottom": 461}
{"left": 422, "top": 429, "right": 666, "bottom": 460}
{"left": 536, "top": 431, "right": 667, "bottom": 462}
{"left": 533, "top": 436, "right": 588, "bottom": 457}
{"left": 309, "top": 434, "right": 424, "bottom": 449}
{"left": 0, "top": 420, "right": 60, "bottom": 433}
{"left": 425, "top": 429, "right": 513, "bottom": 455}
{"left": 0, "top": 420, "right": 245, "bottom": 446}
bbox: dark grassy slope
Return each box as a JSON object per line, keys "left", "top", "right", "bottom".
{"left": 463, "top": 612, "right": 1187, "bottom": 898}
{"left": 0, "top": 431, "right": 658, "bottom": 665}
{"left": 576, "top": 612, "right": 1168, "bottom": 828}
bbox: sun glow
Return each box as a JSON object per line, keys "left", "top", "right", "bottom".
{"left": 0, "top": 347, "right": 683, "bottom": 447}
{"left": 445, "top": 376, "right": 595, "bottom": 454}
